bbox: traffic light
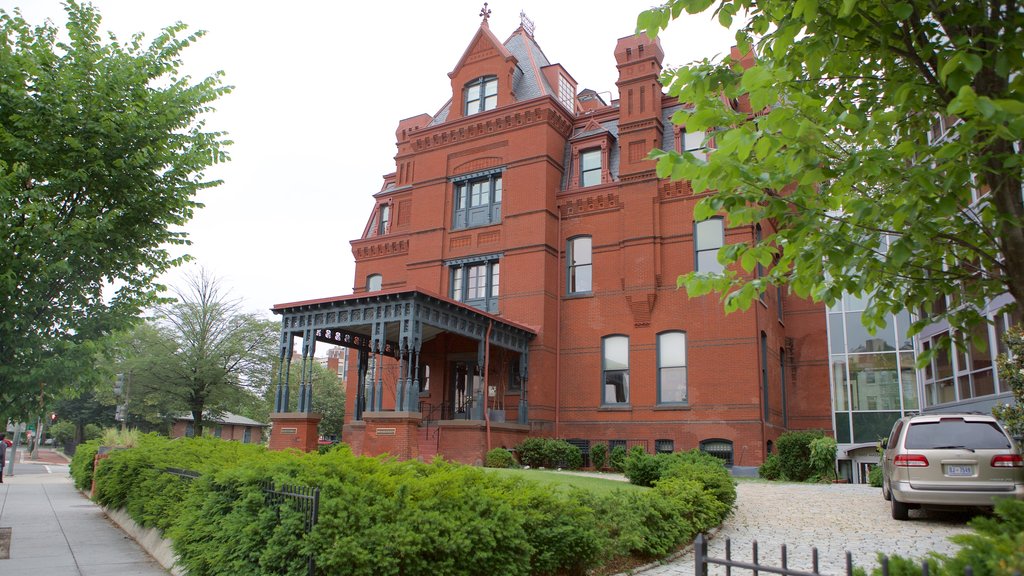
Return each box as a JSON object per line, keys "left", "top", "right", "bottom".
{"left": 114, "top": 373, "right": 125, "bottom": 396}
{"left": 49, "top": 412, "right": 57, "bottom": 423}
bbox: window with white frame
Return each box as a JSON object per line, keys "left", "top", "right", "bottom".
{"left": 558, "top": 74, "right": 574, "bottom": 111}
{"left": 453, "top": 173, "right": 502, "bottom": 229}
{"left": 465, "top": 76, "right": 497, "bottom": 116}
{"left": 377, "top": 203, "right": 390, "bottom": 235}
{"left": 682, "top": 128, "right": 707, "bottom": 161}
{"left": 580, "top": 148, "right": 602, "bottom": 187}
{"left": 567, "top": 236, "right": 592, "bottom": 294}
{"left": 695, "top": 218, "right": 725, "bottom": 273}
{"left": 602, "top": 335, "right": 629, "bottom": 405}
{"left": 657, "top": 331, "right": 687, "bottom": 404}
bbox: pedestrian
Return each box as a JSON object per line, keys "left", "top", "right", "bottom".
{"left": 0, "top": 433, "right": 6, "bottom": 483}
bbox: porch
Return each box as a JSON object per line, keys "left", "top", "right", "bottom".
{"left": 271, "top": 289, "right": 536, "bottom": 462}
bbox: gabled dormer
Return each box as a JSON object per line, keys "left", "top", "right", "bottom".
{"left": 446, "top": 19, "right": 518, "bottom": 123}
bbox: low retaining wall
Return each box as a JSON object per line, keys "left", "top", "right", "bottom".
{"left": 101, "top": 505, "right": 183, "bottom": 575}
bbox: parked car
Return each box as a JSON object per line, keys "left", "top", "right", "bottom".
{"left": 882, "top": 413, "right": 1024, "bottom": 520}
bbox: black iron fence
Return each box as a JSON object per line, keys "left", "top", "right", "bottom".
{"left": 693, "top": 533, "right": 1022, "bottom": 576}
{"left": 163, "top": 468, "right": 320, "bottom": 576}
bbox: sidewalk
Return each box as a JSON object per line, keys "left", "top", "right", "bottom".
{"left": 0, "top": 449, "right": 170, "bottom": 575}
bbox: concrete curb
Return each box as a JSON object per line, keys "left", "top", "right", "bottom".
{"left": 102, "top": 506, "right": 184, "bottom": 575}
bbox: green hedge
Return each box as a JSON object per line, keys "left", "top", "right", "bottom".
{"left": 776, "top": 430, "right": 826, "bottom": 481}
{"left": 622, "top": 448, "right": 737, "bottom": 510}
{"left": 72, "top": 435, "right": 736, "bottom": 575}
{"left": 515, "top": 437, "right": 583, "bottom": 470}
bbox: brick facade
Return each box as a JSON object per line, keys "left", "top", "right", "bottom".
{"left": 316, "top": 20, "right": 830, "bottom": 467}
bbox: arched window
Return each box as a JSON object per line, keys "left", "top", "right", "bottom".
{"left": 657, "top": 331, "right": 687, "bottom": 404}
{"left": 366, "top": 274, "right": 382, "bottom": 292}
{"left": 567, "top": 236, "right": 592, "bottom": 294}
{"left": 602, "top": 335, "right": 629, "bottom": 405}
{"left": 700, "top": 438, "right": 734, "bottom": 467}
{"left": 465, "top": 76, "right": 497, "bottom": 116}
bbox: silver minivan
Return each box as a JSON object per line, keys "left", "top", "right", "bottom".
{"left": 882, "top": 413, "right": 1024, "bottom": 520}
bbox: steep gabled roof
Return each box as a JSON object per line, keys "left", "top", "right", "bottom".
{"left": 428, "top": 26, "right": 561, "bottom": 128}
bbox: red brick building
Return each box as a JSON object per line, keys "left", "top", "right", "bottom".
{"left": 271, "top": 15, "right": 831, "bottom": 471}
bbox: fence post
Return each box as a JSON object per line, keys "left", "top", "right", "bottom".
{"left": 695, "top": 533, "right": 708, "bottom": 576}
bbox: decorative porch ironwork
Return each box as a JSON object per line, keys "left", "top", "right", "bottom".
{"left": 271, "top": 289, "right": 535, "bottom": 424}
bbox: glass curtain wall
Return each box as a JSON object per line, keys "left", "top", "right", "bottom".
{"left": 828, "top": 294, "right": 918, "bottom": 445}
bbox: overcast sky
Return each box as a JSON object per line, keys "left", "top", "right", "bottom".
{"left": 3, "top": 0, "right": 737, "bottom": 317}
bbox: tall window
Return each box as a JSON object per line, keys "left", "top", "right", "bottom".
{"left": 558, "top": 74, "right": 574, "bottom": 111}
{"left": 243, "top": 427, "right": 252, "bottom": 444}
{"left": 377, "top": 203, "right": 390, "bottom": 235}
{"left": 695, "top": 218, "right": 725, "bottom": 273}
{"left": 761, "top": 332, "right": 769, "bottom": 420}
{"left": 567, "top": 236, "right": 592, "bottom": 294}
{"left": 602, "top": 335, "right": 629, "bottom": 405}
{"left": 450, "top": 258, "right": 500, "bottom": 312}
{"left": 465, "top": 76, "right": 497, "bottom": 116}
{"left": 366, "top": 274, "right": 382, "bottom": 292}
{"left": 453, "top": 173, "right": 502, "bottom": 229}
{"left": 683, "top": 128, "right": 707, "bottom": 161}
{"left": 780, "top": 347, "right": 788, "bottom": 428}
{"left": 658, "top": 331, "right": 687, "bottom": 404}
{"left": 580, "top": 149, "right": 601, "bottom": 187}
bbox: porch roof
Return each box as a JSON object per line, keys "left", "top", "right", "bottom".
{"left": 271, "top": 288, "right": 537, "bottom": 354}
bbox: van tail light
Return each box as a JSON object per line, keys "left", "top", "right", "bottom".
{"left": 894, "top": 454, "right": 929, "bottom": 467}
{"left": 991, "top": 454, "right": 1024, "bottom": 468}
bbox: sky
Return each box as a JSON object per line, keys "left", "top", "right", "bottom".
{"left": 2, "top": 0, "right": 738, "bottom": 318}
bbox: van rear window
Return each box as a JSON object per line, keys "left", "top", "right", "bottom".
{"left": 905, "top": 419, "right": 1010, "bottom": 450}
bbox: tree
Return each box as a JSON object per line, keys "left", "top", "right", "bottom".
{"left": 0, "top": 2, "right": 230, "bottom": 417}
{"left": 264, "top": 359, "right": 346, "bottom": 440}
{"left": 638, "top": 1, "right": 1022, "bottom": 340}
{"left": 992, "top": 326, "right": 1024, "bottom": 438}
{"left": 127, "top": 270, "right": 277, "bottom": 437}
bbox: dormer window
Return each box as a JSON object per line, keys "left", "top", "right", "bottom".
{"left": 465, "top": 76, "right": 498, "bottom": 116}
{"left": 580, "top": 149, "right": 602, "bottom": 187}
{"left": 682, "top": 128, "right": 707, "bottom": 161}
{"left": 377, "top": 203, "right": 390, "bottom": 235}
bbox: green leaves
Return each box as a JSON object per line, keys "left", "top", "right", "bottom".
{"left": 647, "top": 0, "right": 1023, "bottom": 336}
{"left": 0, "top": 3, "right": 230, "bottom": 416}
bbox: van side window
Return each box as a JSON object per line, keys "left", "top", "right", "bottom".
{"left": 886, "top": 422, "right": 903, "bottom": 450}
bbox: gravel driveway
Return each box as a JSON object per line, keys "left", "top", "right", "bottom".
{"left": 635, "top": 481, "right": 974, "bottom": 576}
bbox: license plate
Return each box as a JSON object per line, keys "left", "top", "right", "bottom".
{"left": 946, "top": 465, "right": 974, "bottom": 476}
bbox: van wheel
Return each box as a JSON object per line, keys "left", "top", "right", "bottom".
{"left": 882, "top": 480, "right": 891, "bottom": 501}
{"left": 891, "top": 495, "right": 910, "bottom": 520}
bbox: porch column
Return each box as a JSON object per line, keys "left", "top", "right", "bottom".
{"left": 406, "top": 345, "right": 421, "bottom": 412}
{"left": 273, "top": 331, "right": 293, "bottom": 412}
{"left": 471, "top": 339, "right": 485, "bottom": 420}
{"left": 298, "top": 329, "right": 316, "bottom": 413}
{"left": 396, "top": 339, "right": 408, "bottom": 411}
{"left": 400, "top": 301, "right": 422, "bottom": 413}
{"left": 355, "top": 348, "right": 368, "bottom": 421}
{"left": 371, "top": 316, "right": 384, "bottom": 411}
{"left": 518, "top": 353, "right": 529, "bottom": 424}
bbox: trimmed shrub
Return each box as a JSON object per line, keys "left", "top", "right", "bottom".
{"left": 624, "top": 447, "right": 660, "bottom": 487}
{"left": 589, "top": 443, "right": 608, "bottom": 471}
{"left": 484, "top": 447, "right": 515, "bottom": 468}
{"left": 514, "top": 438, "right": 582, "bottom": 470}
{"left": 758, "top": 454, "right": 782, "bottom": 480}
{"left": 70, "top": 439, "right": 101, "bottom": 490}
{"left": 609, "top": 445, "right": 628, "bottom": 472}
{"left": 776, "top": 430, "right": 826, "bottom": 481}
{"left": 867, "top": 465, "right": 883, "bottom": 487}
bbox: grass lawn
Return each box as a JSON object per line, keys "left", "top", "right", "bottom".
{"left": 482, "top": 468, "right": 648, "bottom": 495}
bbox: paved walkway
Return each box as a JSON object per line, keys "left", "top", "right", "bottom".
{"left": 637, "top": 481, "right": 973, "bottom": 576}
{"left": 0, "top": 449, "right": 170, "bottom": 575}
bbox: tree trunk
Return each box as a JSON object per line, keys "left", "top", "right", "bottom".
{"left": 984, "top": 138, "right": 1024, "bottom": 310}
{"left": 191, "top": 406, "right": 205, "bottom": 437}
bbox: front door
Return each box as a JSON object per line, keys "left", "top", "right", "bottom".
{"left": 448, "top": 361, "right": 479, "bottom": 419}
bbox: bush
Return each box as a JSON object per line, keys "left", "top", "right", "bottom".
{"left": 808, "top": 436, "right": 837, "bottom": 482}
{"left": 867, "top": 465, "right": 883, "bottom": 487}
{"left": 69, "top": 439, "right": 101, "bottom": 490}
{"left": 484, "top": 447, "right": 515, "bottom": 468}
{"left": 609, "top": 445, "right": 628, "bottom": 472}
{"left": 589, "top": 443, "right": 608, "bottom": 471}
{"left": 758, "top": 454, "right": 782, "bottom": 480}
{"left": 776, "top": 430, "right": 826, "bottom": 481}
{"left": 514, "top": 438, "right": 582, "bottom": 470}
{"left": 85, "top": 435, "right": 734, "bottom": 576}
{"left": 624, "top": 447, "right": 660, "bottom": 487}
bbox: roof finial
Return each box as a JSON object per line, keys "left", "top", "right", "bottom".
{"left": 520, "top": 10, "right": 535, "bottom": 37}
{"left": 479, "top": 2, "right": 492, "bottom": 24}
